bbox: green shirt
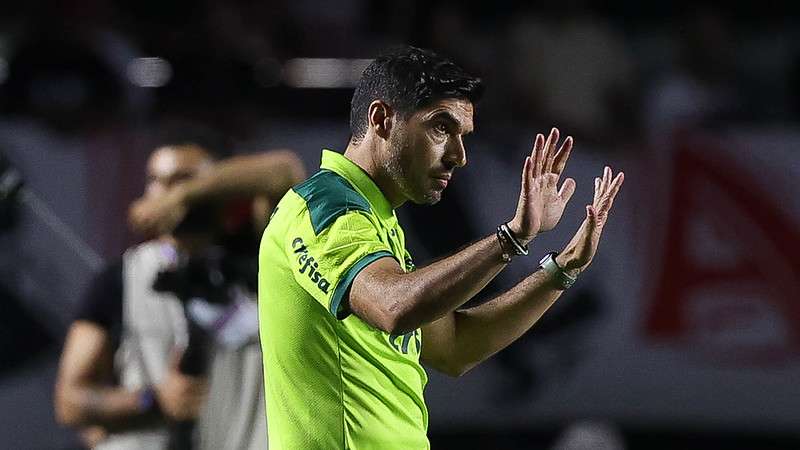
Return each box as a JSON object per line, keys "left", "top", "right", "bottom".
{"left": 258, "top": 150, "right": 428, "bottom": 449}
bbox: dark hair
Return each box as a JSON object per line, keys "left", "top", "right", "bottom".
{"left": 349, "top": 46, "right": 483, "bottom": 143}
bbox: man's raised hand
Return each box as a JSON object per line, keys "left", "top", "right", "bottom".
{"left": 508, "top": 127, "right": 576, "bottom": 244}
{"left": 558, "top": 166, "right": 624, "bottom": 274}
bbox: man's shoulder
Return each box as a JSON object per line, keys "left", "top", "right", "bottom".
{"left": 291, "top": 169, "right": 372, "bottom": 235}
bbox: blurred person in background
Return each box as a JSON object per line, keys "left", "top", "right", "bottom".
{"left": 54, "top": 143, "right": 305, "bottom": 450}
{"left": 259, "top": 46, "right": 624, "bottom": 449}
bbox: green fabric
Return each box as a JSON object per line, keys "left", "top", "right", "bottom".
{"left": 258, "top": 150, "right": 429, "bottom": 449}
{"left": 292, "top": 170, "right": 372, "bottom": 235}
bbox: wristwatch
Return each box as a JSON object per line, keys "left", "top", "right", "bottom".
{"left": 538, "top": 252, "right": 576, "bottom": 290}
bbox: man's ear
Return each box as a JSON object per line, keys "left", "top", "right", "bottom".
{"left": 368, "top": 100, "right": 393, "bottom": 140}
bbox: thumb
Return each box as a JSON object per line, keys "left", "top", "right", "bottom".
{"left": 559, "top": 177, "right": 576, "bottom": 203}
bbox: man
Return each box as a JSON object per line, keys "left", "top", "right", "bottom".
{"left": 258, "top": 46, "right": 624, "bottom": 449}
{"left": 55, "top": 143, "right": 305, "bottom": 449}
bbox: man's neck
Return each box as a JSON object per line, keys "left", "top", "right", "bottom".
{"left": 343, "top": 139, "right": 405, "bottom": 209}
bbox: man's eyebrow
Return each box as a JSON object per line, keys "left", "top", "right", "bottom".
{"left": 428, "top": 110, "right": 472, "bottom": 134}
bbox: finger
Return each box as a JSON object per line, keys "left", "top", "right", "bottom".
{"left": 542, "top": 128, "right": 555, "bottom": 156}
{"left": 594, "top": 177, "right": 601, "bottom": 204}
{"left": 538, "top": 128, "right": 555, "bottom": 176}
{"left": 601, "top": 168, "right": 619, "bottom": 197}
{"left": 552, "top": 136, "right": 573, "bottom": 176}
{"left": 537, "top": 127, "right": 558, "bottom": 175}
{"left": 530, "top": 133, "right": 543, "bottom": 161}
{"left": 534, "top": 133, "right": 546, "bottom": 177}
{"left": 600, "top": 169, "right": 613, "bottom": 197}
{"left": 602, "top": 166, "right": 611, "bottom": 192}
{"left": 601, "top": 172, "right": 625, "bottom": 215}
{"left": 547, "top": 127, "right": 559, "bottom": 150}
{"left": 521, "top": 156, "right": 531, "bottom": 192}
{"left": 597, "top": 194, "right": 612, "bottom": 217}
{"left": 544, "top": 128, "right": 558, "bottom": 169}
{"left": 608, "top": 172, "right": 625, "bottom": 200}
{"left": 544, "top": 128, "right": 560, "bottom": 173}
{"left": 558, "top": 177, "right": 576, "bottom": 204}
{"left": 529, "top": 134, "right": 543, "bottom": 178}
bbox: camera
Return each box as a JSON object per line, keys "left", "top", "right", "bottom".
{"left": 151, "top": 200, "right": 260, "bottom": 450}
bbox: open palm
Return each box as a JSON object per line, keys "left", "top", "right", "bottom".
{"left": 509, "top": 128, "right": 576, "bottom": 242}
{"left": 560, "top": 166, "right": 625, "bottom": 273}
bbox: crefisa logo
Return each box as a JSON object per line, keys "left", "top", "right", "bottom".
{"left": 292, "top": 237, "right": 331, "bottom": 294}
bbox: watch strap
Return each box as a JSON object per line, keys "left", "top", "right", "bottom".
{"left": 539, "top": 252, "right": 576, "bottom": 290}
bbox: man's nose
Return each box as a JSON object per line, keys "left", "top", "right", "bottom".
{"left": 443, "top": 136, "right": 466, "bottom": 169}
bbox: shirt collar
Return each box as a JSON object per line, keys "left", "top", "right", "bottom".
{"left": 320, "top": 149, "right": 395, "bottom": 220}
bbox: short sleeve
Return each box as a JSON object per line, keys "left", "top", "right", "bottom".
{"left": 74, "top": 259, "right": 123, "bottom": 330}
{"left": 286, "top": 211, "right": 394, "bottom": 319}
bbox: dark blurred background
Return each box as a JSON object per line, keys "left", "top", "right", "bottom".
{"left": 1, "top": 0, "right": 799, "bottom": 449}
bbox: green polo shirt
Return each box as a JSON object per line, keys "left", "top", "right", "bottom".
{"left": 258, "top": 150, "right": 428, "bottom": 449}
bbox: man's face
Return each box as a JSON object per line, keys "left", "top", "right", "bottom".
{"left": 384, "top": 98, "right": 474, "bottom": 205}
{"left": 144, "top": 145, "right": 212, "bottom": 199}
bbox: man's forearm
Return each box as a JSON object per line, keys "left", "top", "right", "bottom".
{"left": 56, "top": 384, "right": 151, "bottom": 429}
{"left": 447, "top": 268, "right": 565, "bottom": 373}
{"left": 355, "top": 232, "right": 512, "bottom": 333}
{"left": 183, "top": 150, "right": 305, "bottom": 205}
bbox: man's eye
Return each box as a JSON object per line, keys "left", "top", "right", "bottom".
{"left": 434, "top": 123, "right": 448, "bottom": 134}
